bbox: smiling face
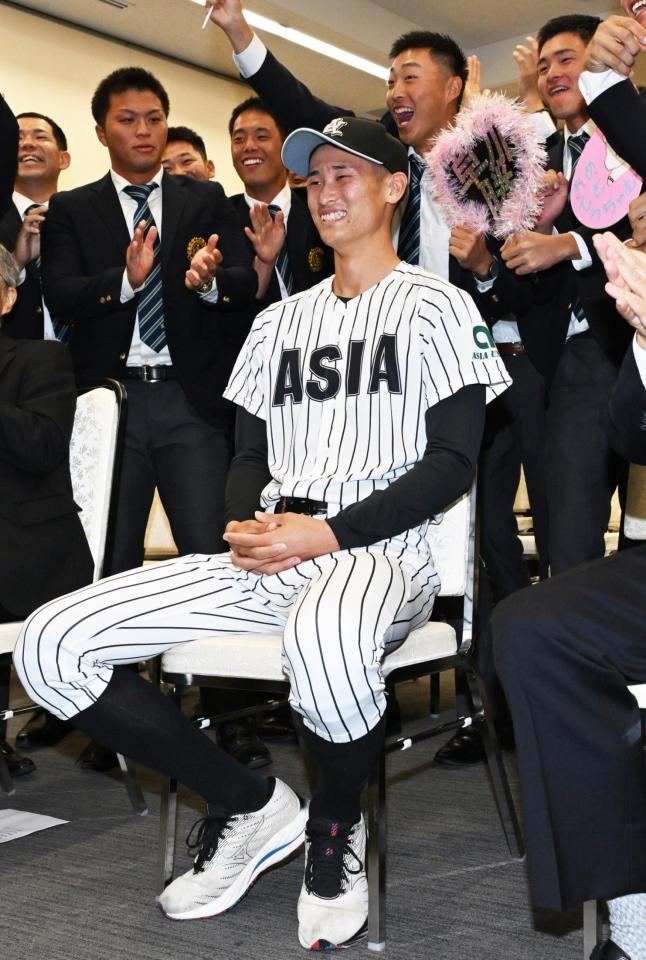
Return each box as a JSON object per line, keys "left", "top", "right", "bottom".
{"left": 96, "top": 88, "right": 167, "bottom": 182}
{"left": 622, "top": 0, "right": 646, "bottom": 28}
{"left": 162, "top": 140, "right": 214, "bottom": 180}
{"left": 306, "top": 144, "right": 404, "bottom": 254}
{"left": 537, "top": 32, "right": 589, "bottom": 133}
{"left": 230, "top": 109, "right": 287, "bottom": 203}
{"left": 16, "top": 117, "right": 70, "bottom": 196}
{"left": 386, "top": 48, "right": 462, "bottom": 154}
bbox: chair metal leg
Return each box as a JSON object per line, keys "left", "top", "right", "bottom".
{"left": 465, "top": 667, "right": 524, "bottom": 859}
{"left": 367, "top": 749, "right": 386, "bottom": 952}
{"left": 159, "top": 774, "right": 178, "bottom": 890}
{"left": 117, "top": 753, "right": 148, "bottom": 815}
{"left": 429, "top": 673, "right": 441, "bottom": 716}
{"left": 0, "top": 749, "right": 15, "bottom": 794}
{"left": 583, "top": 900, "right": 603, "bottom": 958}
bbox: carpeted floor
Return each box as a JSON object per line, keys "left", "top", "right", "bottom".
{"left": 0, "top": 676, "right": 584, "bottom": 960}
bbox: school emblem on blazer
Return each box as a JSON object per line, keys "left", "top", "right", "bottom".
{"left": 307, "top": 246, "right": 325, "bottom": 272}
{"left": 186, "top": 236, "right": 206, "bottom": 261}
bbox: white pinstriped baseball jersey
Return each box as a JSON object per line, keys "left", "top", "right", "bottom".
{"left": 224, "top": 262, "right": 511, "bottom": 572}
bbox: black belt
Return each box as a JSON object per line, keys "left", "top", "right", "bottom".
{"left": 276, "top": 496, "right": 328, "bottom": 517}
{"left": 496, "top": 341, "right": 526, "bottom": 357}
{"left": 123, "top": 365, "right": 177, "bottom": 381}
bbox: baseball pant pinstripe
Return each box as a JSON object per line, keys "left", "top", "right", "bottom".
{"left": 15, "top": 549, "right": 435, "bottom": 743}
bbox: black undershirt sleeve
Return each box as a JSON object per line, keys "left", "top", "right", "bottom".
{"left": 327, "top": 384, "right": 486, "bottom": 549}
{"left": 225, "top": 383, "right": 486, "bottom": 546}
{"left": 224, "top": 408, "right": 272, "bottom": 526}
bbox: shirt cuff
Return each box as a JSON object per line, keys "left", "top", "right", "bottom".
{"left": 233, "top": 33, "right": 267, "bottom": 78}
{"left": 578, "top": 68, "right": 624, "bottom": 105}
{"left": 199, "top": 278, "right": 219, "bottom": 303}
{"left": 474, "top": 276, "right": 495, "bottom": 293}
{"left": 633, "top": 333, "right": 646, "bottom": 388}
{"left": 120, "top": 270, "right": 141, "bottom": 303}
{"left": 569, "top": 231, "right": 593, "bottom": 271}
{"left": 17, "top": 267, "right": 26, "bottom": 287}
{"left": 528, "top": 110, "right": 557, "bottom": 141}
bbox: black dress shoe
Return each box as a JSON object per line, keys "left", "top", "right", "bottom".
{"left": 77, "top": 739, "right": 119, "bottom": 772}
{"left": 218, "top": 721, "right": 272, "bottom": 768}
{"left": 590, "top": 939, "right": 632, "bottom": 960}
{"left": 434, "top": 727, "right": 486, "bottom": 766}
{"left": 256, "top": 709, "right": 297, "bottom": 742}
{"left": 1, "top": 740, "right": 36, "bottom": 776}
{"left": 16, "top": 709, "right": 72, "bottom": 749}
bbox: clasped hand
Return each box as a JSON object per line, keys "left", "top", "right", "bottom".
{"left": 185, "top": 234, "right": 223, "bottom": 290}
{"left": 224, "top": 511, "right": 340, "bottom": 576}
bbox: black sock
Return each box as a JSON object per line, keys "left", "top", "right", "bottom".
{"left": 303, "top": 715, "right": 387, "bottom": 824}
{"left": 72, "top": 666, "right": 270, "bottom": 815}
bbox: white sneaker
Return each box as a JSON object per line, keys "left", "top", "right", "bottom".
{"left": 158, "top": 778, "right": 307, "bottom": 920}
{"left": 297, "top": 815, "right": 368, "bottom": 950}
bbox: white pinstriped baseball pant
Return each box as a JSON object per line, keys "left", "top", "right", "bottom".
{"left": 15, "top": 549, "right": 437, "bottom": 743}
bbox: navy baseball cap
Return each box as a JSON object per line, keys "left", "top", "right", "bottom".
{"left": 282, "top": 117, "right": 409, "bottom": 178}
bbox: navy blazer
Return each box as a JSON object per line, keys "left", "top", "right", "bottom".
{"left": 0, "top": 331, "right": 93, "bottom": 617}
{"left": 0, "top": 98, "right": 17, "bottom": 221}
{"left": 41, "top": 172, "right": 257, "bottom": 426}
{"left": 0, "top": 203, "right": 44, "bottom": 339}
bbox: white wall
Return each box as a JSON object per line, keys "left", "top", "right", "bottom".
{"left": 0, "top": 4, "right": 251, "bottom": 195}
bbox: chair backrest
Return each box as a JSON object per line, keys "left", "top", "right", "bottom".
{"left": 69, "top": 381, "right": 126, "bottom": 581}
{"left": 426, "top": 480, "right": 476, "bottom": 598}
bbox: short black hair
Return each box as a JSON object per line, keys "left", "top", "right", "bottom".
{"left": 228, "top": 96, "right": 287, "bottom": 140}
{"left": 16, "top": 112, "right": 68, "bottom": 151}
{"left": 389, "top": 31, "right": 468, "bottom": 105}
{"left": 537, "top": 15, "right": 601, "bottom": 54}
{"left": 91, "top": 67, "right": 170, "bottom": 125}
{"left": 166, "top": 126, "right": 207, "bottom": 160}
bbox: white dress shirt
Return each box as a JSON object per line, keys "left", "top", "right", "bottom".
{"left": 13, "top": 191, "right": 57, "bottom": 341}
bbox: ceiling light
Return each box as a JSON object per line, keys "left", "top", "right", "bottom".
{"left": 190, "top": 2, "right": 388, "bottom": 79}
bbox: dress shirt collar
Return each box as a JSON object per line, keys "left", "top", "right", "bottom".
{"left": 563, "top": 118, "right": 597, "bottom": 148}
{"left": 13, "top": 191, "right": 48, "bottom": 216}
{"left": 110, "top": 166, "right": 164, "bottom": 195}
{"left": 244, "top": 181, "right": 292, "bottom": 221}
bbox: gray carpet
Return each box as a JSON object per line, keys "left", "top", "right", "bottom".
{"left": 0, "top": 677, "right": 584, "bottom": 960}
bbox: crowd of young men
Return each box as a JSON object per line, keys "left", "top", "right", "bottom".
{"left": 1, "top": 0, "right": 646, "bottom": 955}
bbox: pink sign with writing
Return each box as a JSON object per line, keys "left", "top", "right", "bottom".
{"left": 570, "top": 128, "right": 642, "bottom": 228}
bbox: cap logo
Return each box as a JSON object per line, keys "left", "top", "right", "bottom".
{"left": 323, "top": 118, "right": 348, "bottom": 139}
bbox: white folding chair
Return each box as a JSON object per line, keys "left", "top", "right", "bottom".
{"left": 157, "top": 478, "right": 524, "bottom": 948}
{"left": 583, "top": 463, "right": 646, "bottom": 957}
{"left": 0, "top": 380, "right": 145, "bottom": 812}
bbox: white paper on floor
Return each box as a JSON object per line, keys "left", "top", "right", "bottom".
{"left": 0, "top": 808, "right": 68, "bottom": 842}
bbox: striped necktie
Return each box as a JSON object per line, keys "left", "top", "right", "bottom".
{"left": 567, "top": 131, "right": 591, "bottom": 325}
{"left": 567, "top": 129, "right": 590, "bottom": 175}
{"left": 268, "top": 203, "right": 295, "bottom": 296}
{"left": 24, "top": 202, "right": 70, "bottom": 343}
{"left": 123, "top": 183, "right": 166, "bottom": 351}
{"left": 397, "top": 154, "right": 424, "bottom": 265}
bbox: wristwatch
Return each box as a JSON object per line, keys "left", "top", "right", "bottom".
{"left": 475, "top": 255, "right": 499, "bottom": 282}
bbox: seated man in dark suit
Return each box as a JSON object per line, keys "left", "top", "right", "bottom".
{"left": 0, "top": 243, "right": 93, "bottom": 774}
{"left": 493, "top": 233, "right": 646, "bottom": 960}
{"left": 0, "top": 111, "right": 71, "bottom": 341}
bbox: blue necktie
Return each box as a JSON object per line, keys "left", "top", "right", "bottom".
{"left": 24, "top": 202, "right": 70, "bottom": 343}
{"left": 268, "top": 203, "right": 295, "bottom": 296}
{"left": 397, "top": 154, "right": 424, "bottom": 265}
{"left": 123, "top": 183, "right": 166, "bottom": 352}
{"left": 567, "top": 131, "right": 591, "bottom": 325}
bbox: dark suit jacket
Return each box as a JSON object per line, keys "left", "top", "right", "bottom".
{"left": 41, "top": 172, "right": 257, "bottom": 426}
{"left": 478, "top": 133, "right": 635, "bottom": 380}
{"left": 610, "top": 344, "right": 646, "bottom": 465}
{"left": 0, "top": 331, "right": 93, "bottom": 618}
{"left": 0, "top": 203, "right": 44, "bottom": 339}
{"left": 587, "top": 79, "right": 646, "bottom": 180}
{"left": 0, "top": 98, "right": 17, "bottom": 221}
{"left": 243, "top": 49, "right": 521, "bottom": 319}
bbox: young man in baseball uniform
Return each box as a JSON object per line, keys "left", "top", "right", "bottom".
{"left": 15, "top": 118, "right": 509, "bottom": 950}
